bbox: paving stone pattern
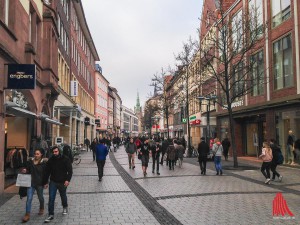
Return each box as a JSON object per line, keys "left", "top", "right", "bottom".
{"left": 0, "top": 146, "right": 300, "bottom": 225}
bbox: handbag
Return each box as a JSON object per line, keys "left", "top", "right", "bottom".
{"left": 138, "top": 153, "right": 142, "bottom": 160}
{"left": 16, "top": 174, "right": 31, "bottom": 187}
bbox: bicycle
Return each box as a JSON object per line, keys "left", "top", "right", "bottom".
{"left": 189, "top": 146, "right": 199, "bottom": 157}
{"left": 72, "top": 146, "right": 81, "bottom": 165}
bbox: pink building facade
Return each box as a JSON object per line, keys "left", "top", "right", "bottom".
{"left": 95, "top": 64, "right": 109, "bottom": 138}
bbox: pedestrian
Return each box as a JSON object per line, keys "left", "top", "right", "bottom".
{"left": 21, "top": 149, "right": 47, "bottom": 223}
{"left": 176, "top": 141, "right": 185, "bottom": 168}
{"left": 90, "top": 138, "right": 98, "bottom": 161}
{"left": 259, "top": 141, "right": 273, "bottom": 184}
{"left": 139, "top": 139, "right": 151, "bottom": 177}
{"left": 197, "top": 137, "right": 210, "bottom": 175}
{"left": 126, "top": 138, "right": 137, "bottom": 169}
{"left": 286, "top": 130, "right": 295, "bottom": 164}
{"left": 270, "top": 139, "right": 283, "bottom": 182}
{"left": 221, "top": 137, "right": 230, "bottom": 161}
{"left": 167, "top": 140, "right": 176, "bottom": 170}
{"left": 95, "top": 139, "right": 109, "bottom": 181}
{"left": 62, "top": 142, "right": 73, "bottom": 163}
{"left": 151, "top": 139, "right": 161, "bottom": 175}
{"left": 135, "top": 137, "right": 142, "bottom": 155}
{"left": 84, "top": 138, "right": 90, "bottom": 151}
{"left": 43, "top": 146, "right": 73, "bottom": 223}
{"left": 160, "top": 138, "right": 169, "bottom": 165}
{"left": 212, "top": 138, "right": 223, "bottom": 175}
{"left": 106, "top": 137, "right": 112, "bottom": 152}
{"left": 295, "top": 138, "right": 300, "bottom": 163}
{"left": 181, "top": 136, "right": 186, "bottom": 150}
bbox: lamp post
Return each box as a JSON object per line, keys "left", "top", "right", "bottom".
{"left": 197, "top": 95, "right": 216, "bottom": 144}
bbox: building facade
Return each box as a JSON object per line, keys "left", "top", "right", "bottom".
{"left": 53, "top": 0, "right": 99, "bottom": 146}
{"left": 199, "top": 0, "right": 300, "bottom": 164}
{"left": 0, "top": 0, "right": 59, "bottom": 193}
{"left": 121, "top": 105, "right": 139, "bottom": 137}
{"left": 95, "top": 64, "right": 109, "bottom": 137}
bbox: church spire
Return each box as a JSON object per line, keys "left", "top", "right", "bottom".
{"left": 134, "top": 91, "right": 141, "bottom": 114}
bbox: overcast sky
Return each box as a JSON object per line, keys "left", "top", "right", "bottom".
{"left": 82, "top": 0, "right": 202, "bottom": 110}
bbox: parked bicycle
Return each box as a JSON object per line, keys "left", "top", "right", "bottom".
{"left": 72, "top": 146, "right": 82, "bottom": 165}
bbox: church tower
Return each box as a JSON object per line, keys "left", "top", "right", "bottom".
{"left": 134, "top": 91, "right": 143, "bottom": 135}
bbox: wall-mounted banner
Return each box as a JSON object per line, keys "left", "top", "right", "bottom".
{"left": 70, "top": 80, "right": 78, "bottom": 96}
{"left": 7, "top": 64, "right": 36, "bottom": 89}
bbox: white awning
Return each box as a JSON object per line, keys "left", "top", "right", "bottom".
{"left": 5, "top": 104, "right": 37, "bottom": 118}
{"left": 45, "top": 118, "right": 63, "bottom": 126}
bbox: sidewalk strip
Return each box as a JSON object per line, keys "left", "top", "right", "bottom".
{"left": 110, "top": 152, "right": 183, "bottom": 225}
{"left": 155, "top": 191, "right": 280, "bottom": 200}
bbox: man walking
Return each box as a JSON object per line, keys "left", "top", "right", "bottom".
{"left": 197, "top": 137, "right": 209, "bottom": 175}
{"left": 43, "top": 146, "right": 73, "bottom": 223}
{"left": 152, "top": 139, "right": 161, "bottom": 175}
{"left": 96, "top": 139, "right": 109, "bottom": 181}
{"left": 160, "top": 138, "right": 169, "bottom": 165}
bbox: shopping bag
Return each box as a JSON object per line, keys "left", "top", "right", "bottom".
{"left": 16, "top": 174, "right": 31, "bottom": 187}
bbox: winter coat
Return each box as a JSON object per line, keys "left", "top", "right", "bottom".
{"left": 26, "top": 158, "right": 47, "bottom": 186}
{"left": 167, "top": 145, "right": 176, "bottom": 160}
{"left": 126, "top": 143, "right": 137, "bottom": 154}
{"left": 212, "top": 143, "right": 223, "bottom": 157}
{"left": 161, "top": 140, "right": 169, "bottom": 154}
{"left": 198, "top": 141, "right": 210, "bottom": 158}
{"left": 176, "top": 144, "right": 185, "bottom": 159}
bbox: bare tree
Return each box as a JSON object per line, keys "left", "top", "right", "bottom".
{"left": 175, "top": 36, "right": 199, "bottom": 156}
{"left": 150, "top": 68, "right": 177, "bottom": 139}
{"left": 141, "top": 100, "right": 160, "bottom": 136}
{"left": 199, "top": 0, "right": 267, "bottom": 167}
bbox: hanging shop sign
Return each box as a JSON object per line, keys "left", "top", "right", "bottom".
{"left": 84, "top": 117, "right": 90, "bottom": 125}
{"left": 7, "top": 64, "right": 36, "bottom": 89}
{"left": 70, "top": 81, "right": 78, "bottom": 96}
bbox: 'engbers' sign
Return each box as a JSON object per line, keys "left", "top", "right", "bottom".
{"left": 7, "top": 64, "right": 36, "bottom": 89}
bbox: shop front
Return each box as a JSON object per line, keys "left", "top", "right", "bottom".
{"left": 189, "top": 113, "right": 201, "bottom": 148}
{"left": 217, "top": 104, "right": 300, "bottom": 163}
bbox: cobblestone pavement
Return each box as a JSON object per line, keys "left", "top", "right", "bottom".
{"left": 0, "top": 146, "right": 299, "bottom": 225}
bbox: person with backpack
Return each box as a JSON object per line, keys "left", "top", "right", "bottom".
{"left": 259, "top": 141, "right": 273, "bottom": 184}
{"left": 270, "top": 139, "right": 283, "bottom": 182}
{"left": 62, "top": 143, "right": 73, "bottom": 164}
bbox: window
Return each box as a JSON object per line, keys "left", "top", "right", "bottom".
{"left": 273, "top": 34, "right": 293, "bottom": 90}
{"left": 249, "top": 0, "right": 263, "bottom": 39}
{"left": 272, "top": 0, "right": 291, "bottom": 28}
{"left": 250, "top": 50, "right": 264, "bottom": 96}
{"left": 233, "top": 63, "right": 244, "bottom": 97}
{"left": 232, "top": 10, "right": 243, "bottom": 53}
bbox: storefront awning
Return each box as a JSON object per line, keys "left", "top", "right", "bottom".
{"left": 45, "top": 118, "right": 63, "bottom": 126}
{"left": 5, "top": 102, "right": 37, "bottom": 118}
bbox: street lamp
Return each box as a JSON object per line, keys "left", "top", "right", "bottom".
{"left": 197, "top": 95, "right": 217, "bottom": 144}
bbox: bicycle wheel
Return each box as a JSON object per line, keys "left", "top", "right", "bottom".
{"left": 73, "top": 157, "right": 81, "bottom": 165}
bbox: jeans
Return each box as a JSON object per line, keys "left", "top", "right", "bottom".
{"left": 152, "top": 155, "right": 160, "bottom": 172}
{"left": 214, "top": 156, "right": 222, "bottom": 173}
{"left": 26, "top": 186, "right": 44, "bottom": 213}
{"left": 48, "top": 181, "right": 68, "bottom": 216}
{"left": 128, "top": 153, "right": 135, "bottom": 168}
{"left": 261, "top": 162, "right": 271, "bottom": 179}
{"left": 92, "top": 150, "right": 96, "bottom": 161}
{"left": 168, "top": 160, "right": 175, "bottom": 170}
{"left": 96, "top": 160, "right": 106, "bottom": 179}
{"left": 287, "top": 144, "right": 294, "bottom": 161}
{"left": 178, "top": 157, "right": 183, "bottom": 167}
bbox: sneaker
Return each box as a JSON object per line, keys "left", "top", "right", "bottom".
{"left": 44, "top": 215, "right": 54, "bottom": 223}
{"left": 62, "top": 208, "right": 68, "bottom": 215}
{"left": 265, "top": 178, "right": 271, "bottom": 184}
{"left": 132, "top": 166, "right": 135, "bottom": 169}
{"left": 157, "top": 172, "right": 160, "bottom": 175}
{"left": 278, "top": 176, "right": 283, "bottom": 182}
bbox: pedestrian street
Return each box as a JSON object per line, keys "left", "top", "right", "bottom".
{"left": 0, "top": 145, "right": 300, "bottom": 225}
